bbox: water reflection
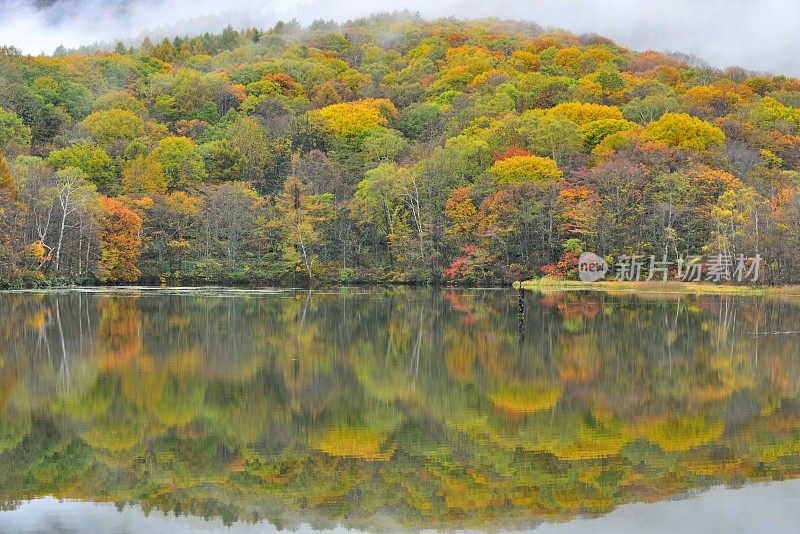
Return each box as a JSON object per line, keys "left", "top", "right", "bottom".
{"left": 0, "top": 288, "right": 799, "bottom": 531}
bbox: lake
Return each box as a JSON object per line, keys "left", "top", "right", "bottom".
{"left": 0, "top": 288, "right": 799, "bottom": 533}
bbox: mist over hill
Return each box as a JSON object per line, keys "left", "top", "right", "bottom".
{"left": 1, "top": 0, "right": 799, "bottom": 76}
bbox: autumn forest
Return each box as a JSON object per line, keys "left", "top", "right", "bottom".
{"left": 1, "top": 13, "right": 800, "bottom": 287}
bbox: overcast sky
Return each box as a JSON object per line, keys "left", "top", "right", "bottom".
{"left": 0, "top": 0, "right": 798, "bottom": 76}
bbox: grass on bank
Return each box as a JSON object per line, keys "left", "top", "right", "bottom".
{"left": 511, "top": 277, "right": 800, "bottom": 296}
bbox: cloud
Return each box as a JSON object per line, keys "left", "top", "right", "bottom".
{"left": 0, "top": 0, "right": 798, "bottom": 76}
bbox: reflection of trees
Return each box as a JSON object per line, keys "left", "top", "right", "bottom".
{"left": 0, "top": 290, "right": 799, "bottom": 529}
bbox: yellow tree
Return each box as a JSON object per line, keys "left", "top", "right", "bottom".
{"left": 314, "top": 98, "right": 397, "bottom": 138}
{"left": 121, "top": 154, "right": 167, "bottom": 195}
{"left": 0, "top": 156, "right": 21, "bottom": 274}
{"left": 273, "top": 175, "right": 333, "bottom": 282}
{"left": 643, "top": 112, "right": 725, "bottom": 150}
{"left": 579, "top": 118, "right": 638, "bottom": 150}
{"left": 548, "top": 102, "right": 624, "bottom": 124}
{"left": 682, "top": 83, "right": 751, "bottom": 118}
{"left": 444, "top": 187, "right": 478, "bottom": 238}
{"left": 709, "top": 186, "right": 768, "bottom": 258}
{"left": 487, "top": 155, "right": 563, "bottom": 185}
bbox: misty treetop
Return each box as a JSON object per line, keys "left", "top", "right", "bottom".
{"left": 1, "top": 14, "right": 800, "bottom": 286}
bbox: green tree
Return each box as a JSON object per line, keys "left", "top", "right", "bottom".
{"left": 621, "top": 94, "right": 680, "bottom": 124}
{"left": 200, "top": 140, "right": 248, "bottom": 183}
{"left": 0, "top": 107, "right": 32, "bottom": 153}
{"left": 92, "top": 91, "right": 148, "bottom": 116}
{"left": 228, "top": 117, "right": 275, "bottom": 191}
{"left": 361, "top": 128, "right": 409, "bottom": 168}
{"left": 48, "top": 143, "right": 117, "bottom": 193}
{"left": 517, "top": 112, "right": 584, "bottom": 166}
{"left": 81, "top": 109, "right": 146, "bottom": 146}
{"left": 396, "top": 102, "right": 440, "bottom": 140}
{"left": 152, "top": 137, "right": 206, "bottom": 190}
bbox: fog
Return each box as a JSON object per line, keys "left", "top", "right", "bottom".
{"left": 1, "top": 0, "right": 798, "bottom": 76}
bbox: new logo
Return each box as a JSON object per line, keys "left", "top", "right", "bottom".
{"left": 578, "top": 252, "right": 608, "bottom": 282}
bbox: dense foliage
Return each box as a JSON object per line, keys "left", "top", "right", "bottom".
{"left": 1, "top": 290, "right": 799, "bottom": 529}
{"left": 2, "top": 14, "right": 800, "bottom": 286}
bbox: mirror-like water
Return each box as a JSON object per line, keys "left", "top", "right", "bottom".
{"left": 0, "top": 288, "right": 799, "bottom": 532}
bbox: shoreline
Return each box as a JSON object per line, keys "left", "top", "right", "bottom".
{"left": 512, "top": 278, "right": 797, "bottom": 296}
{"left": 5, "top": 281, "right": 800, "bottom": 297}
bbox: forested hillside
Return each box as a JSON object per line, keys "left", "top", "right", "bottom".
{"left": 1, "top": 14, "right": 800, "bottom": 286}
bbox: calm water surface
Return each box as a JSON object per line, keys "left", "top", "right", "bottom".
{"left": 0, "top": 287, "right": 799, "bottom": 532}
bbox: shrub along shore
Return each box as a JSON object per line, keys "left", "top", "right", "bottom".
{"left": 513, "top": 277, "right": 796, "bottom": 296}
